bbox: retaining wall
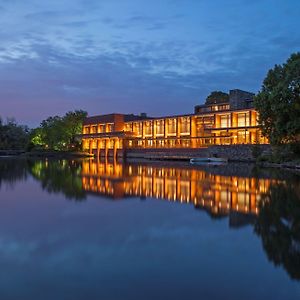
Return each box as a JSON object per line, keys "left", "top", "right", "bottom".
{"left": 125, "top": 144, "right": 271, "bottom": 162}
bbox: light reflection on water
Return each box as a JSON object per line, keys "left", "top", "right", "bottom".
{"left": 0, "top": 158, "right": 300, "bottom": 300}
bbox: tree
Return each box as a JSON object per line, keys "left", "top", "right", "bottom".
{"left": 30, "top": 110, "right": 87, "bottom": 151}
{"left": 254, "top": 53, "right": 300, "bottom": 145}
{"left": 40, "top": 116, "right": 66, "bottom": 150}
{"left": 205, "top": 91, "right": 229, "bottom": 105}
{"left": 63, "top": 110, "right": 87, "bottom": 148}
{"left": 0, "top": 118, "right": 30, "bottom": 150}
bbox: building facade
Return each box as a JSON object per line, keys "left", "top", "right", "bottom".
{"left": 80, "top": 89, "right": 268, "bottom": 157}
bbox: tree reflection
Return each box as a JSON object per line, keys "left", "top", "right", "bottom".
{"left": 0, "top": 158, "right": 28, "bottom": 188}
{"left": 29, "top": 159, "right": 86, "bottom": 200}
{"left": 254, "top": 181, "right": 300, "bottom": 280}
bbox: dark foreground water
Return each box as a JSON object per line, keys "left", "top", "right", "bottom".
{"left": 0, "top": 158, "right": 300, "bottom": 300}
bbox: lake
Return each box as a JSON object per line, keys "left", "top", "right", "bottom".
{"left": 0, "top": 158, "right": 300, "bottom": 300}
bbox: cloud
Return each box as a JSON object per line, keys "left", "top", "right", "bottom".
{"left": 0, "top": 0, "right": 299, "bottom": 125}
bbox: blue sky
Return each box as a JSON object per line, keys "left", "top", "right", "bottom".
{"left": 0, "top": 0, "right": 299, "bottom": 126}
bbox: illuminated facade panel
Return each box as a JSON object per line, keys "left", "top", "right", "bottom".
{"left": 80, "top": 89, "right": 268, "bottom": 154}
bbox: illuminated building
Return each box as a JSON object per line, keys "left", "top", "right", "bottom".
{"left": 80, "top": 89, "right": 268, "bottom": 157}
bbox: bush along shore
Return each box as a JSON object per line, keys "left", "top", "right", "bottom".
{"left": 252, "top": 144, "right": 300, "bottom": 171}
{"left": 0, "top": 150, "right": 92, "bottom": 159}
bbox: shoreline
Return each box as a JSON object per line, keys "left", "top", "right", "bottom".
{"left": 0, "top": 150, "right": 93, "bottom": 159}
{"left": 1, "top": 151, "right": 300, "bottom": 171}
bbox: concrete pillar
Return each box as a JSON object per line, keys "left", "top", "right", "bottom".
{"left": 152, "top": 120, "right": 156, "bottom": 147}
{"left": 176, "top": 118, "right": 180, "bottom": 147}
{"left": 191, "top": 116, "right": 197, "bottom": 148}
{"left": 164, "top": 119, "right": 168, "bottom": 147}
{"left": 89, "top": 139, "right": 93, "bottom": 155}
{"left": 113, "top": 139, "right": 117, "bottom": 159}
{"left": 96, "top": 139, "right": 101, "bottom": 160}
{"left": 105, "top": 139, "right": 108, "bottom": 159}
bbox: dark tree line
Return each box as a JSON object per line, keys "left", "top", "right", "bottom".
{"left": 0, "top": 110, "right": 87, "bottom": 151}
{"left": 0, "top": 118, "right": 29, "bottom": 150}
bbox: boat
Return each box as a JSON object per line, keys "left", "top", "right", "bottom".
{"left": 190, "top": 157, "right": 228, "bottom": 164}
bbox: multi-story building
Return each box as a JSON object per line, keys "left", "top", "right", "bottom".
{"left": 80, "top": 89, "right": 268, "bottom": 157}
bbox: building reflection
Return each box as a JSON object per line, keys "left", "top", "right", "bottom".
{"left": 81, "top": 159, "right": 277, "bottom": 218}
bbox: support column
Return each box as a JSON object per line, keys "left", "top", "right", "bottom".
{"left": 89, "top": 139, "right": 93, "bottom": 155}
{"left": 96, "top": 139, "right": 101, "bottom": 160}
{"left": 113, "top": 138, "right": 117, "bottom": 159}
{"left": 142, "top": 122, "right": 145, "bottom": 142}
{"left": 176, "top": 118, "right": 180, "bottom": 147}
{"left": 152, "top": 120, "right": 156, "bottom": 148}
{"left": 164, "top": 119, "right": 168, "bottom": 147}
{"left": 105, "top": 139, "right": 108, "bottom": 159}
{"left": 191, "top": 116, "right": 197, "bottom": 148}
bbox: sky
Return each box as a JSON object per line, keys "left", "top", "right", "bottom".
{"left": 0, "top": 0, "right": 299, "bottom": 126}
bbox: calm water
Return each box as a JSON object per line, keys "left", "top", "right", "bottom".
{"left": 0, "top": 158, "right": 300, "bottom": 300}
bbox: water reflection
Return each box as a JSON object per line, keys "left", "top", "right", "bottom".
{"left": 255, "top": 182, "right": 300, "bottom": 280}
{"left": 0, "top": 158, "right": 28, "bottom": 188}
{"left": 0, "top": 157, "right": 300, "bottom": 284}
{"left": 84, "top": 159, "right": 300, "bottom": 282}
{"left": 81, "top": 160, "right": 275, "bottom": 220}
{"left": 29, "top": 159, "right": 86, "bottom": 200}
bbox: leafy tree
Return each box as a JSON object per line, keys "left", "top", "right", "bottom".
{"left": 0, "top": 118, "right": 30, "bottom": 150}
{"left": 30, "top": 110, "right": 87, "bottom": 151}
{"left": 254, "top": 52, "right": 300, "bottom": 145}
{"left": 40, "top": 116, "right": 66, "bottom": 150}
{"left": 63, "top": 110, "right": 87, "bottom": 148}
{"left": 205, "top": 91, "right": 229, "bottom": 105}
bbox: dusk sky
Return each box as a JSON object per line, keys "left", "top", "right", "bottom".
{"left": 0, "top": 0, "right": 299, "bottom": 126}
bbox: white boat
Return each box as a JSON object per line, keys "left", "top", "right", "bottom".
{"left": 190, "top": 157, "right": 228, "bottom": 164}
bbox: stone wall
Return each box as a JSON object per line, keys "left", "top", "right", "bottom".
{"left": 229, "top": 89, "right": 255, "bottom": 109}
{"left": 207, "top": 144, "right": 270, "bottom": 162}
{"left": 125, "top": 144, "right": 271, "bottom": 162}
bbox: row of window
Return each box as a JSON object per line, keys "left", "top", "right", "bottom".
{"left": 84, "top": 123, "right": 114, "bottom": 134}
{"left": 83, "top": 113, "right": 256, "bottom": 135}
{"left": 196, "top": 104, "right": 230, "bottom": 113}
{"left": 125, "top": 117, "right": 190, "bottom": 136}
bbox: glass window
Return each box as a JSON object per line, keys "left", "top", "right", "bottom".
{"left": 125, "top": 123, "right": 132, "bottom": 132}
{"left": 167, "top": 119, "right": 177, "bottom": 134}
{"left": 106, "top": 124, "right": 113, "bottom": 132}
{"left": 220, "top": 115, "right": 231, "bottom": 128}
{"left": 156, "top": 120, "right": 164, "bottom": 135}
{"left": 180, "top": 117, "right": 190, "bottom": 134}
{"left": 98, "top": 124, "right": 105, "bottom": 133}
{"left": 237, "top": 113, "right": 250, "bottom": 127}
{"left": 133, "top": 122, "right": 142, "bottom": 136}
{"left": 144, "top": 121, "right": 153, "bottom": 135}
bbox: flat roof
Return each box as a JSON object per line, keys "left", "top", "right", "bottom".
{"left": 83, "top": 107, "right": 257, "bottom": 125}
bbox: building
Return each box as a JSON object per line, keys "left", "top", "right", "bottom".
{"left": 80, "top": 89, "right": 268, "bottom": 157}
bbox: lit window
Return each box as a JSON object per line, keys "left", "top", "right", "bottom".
{"left": 180, "top": 117, "right": 190, "bottom": 134}
{"left": 220, "top": 115, "right": 230, "bottom": 128}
